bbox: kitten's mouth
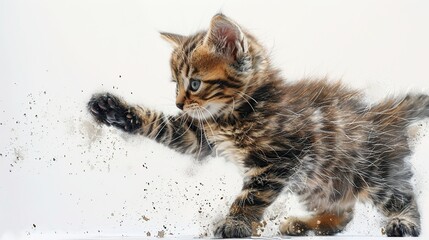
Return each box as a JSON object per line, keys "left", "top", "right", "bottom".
{"left": 185, "top": 103, "right": 223, "bottom": 120}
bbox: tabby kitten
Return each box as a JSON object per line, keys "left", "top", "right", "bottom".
{"left": 88, "top": 14, "right": 427, "bottom": 237}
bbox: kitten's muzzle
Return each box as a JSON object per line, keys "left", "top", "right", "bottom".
{"left": 176, "top": 102, "right": 184, "bottom": 110}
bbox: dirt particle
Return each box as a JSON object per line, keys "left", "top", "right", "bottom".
{"left": 14, "top": 148, "right": 24, "bottom": 161}
{"left": 32, "top": 224, "right": 36, "bottom": 228}
{"left": 157, "top": 230, "right": 165, "bottom": 238}
{"left": 146, "top": 232, "right": 151, "bottom": 237}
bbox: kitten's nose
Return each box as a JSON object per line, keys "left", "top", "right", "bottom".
{"left": 176, "top": 103, "right": 184, "bottom": 110}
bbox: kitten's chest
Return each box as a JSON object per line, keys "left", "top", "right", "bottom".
{"left": 204, "top": 122, "right": 254, "bottom": 164}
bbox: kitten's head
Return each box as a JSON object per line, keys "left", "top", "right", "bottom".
{"left": 161, "top": 14, "right": 266, "bottom": 120}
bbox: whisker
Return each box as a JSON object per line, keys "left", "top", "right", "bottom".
{"left": 232, "top": 89, "right": 258, "bottom": 104}
{"left": 200, "top": 106, "right": 218, "bottom": 123}
{"left": 199, "top": 107, "right": 217, "bottom": 151}
{"left": 170, "top": 115, "right": 193, "bottom": 143}
{"left": 152, "top": 115, "right": 170, "bottom": 140}
{"left": 195, "top": 110, "right": 205, "bottom": 160}
{"left": 235, "top": 91, "right": 257, "bottom": 113}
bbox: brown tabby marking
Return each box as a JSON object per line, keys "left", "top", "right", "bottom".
{"left": 281, "top": 211, "right": 354, "bottom": 236}
{"left": 88, "top": 14, "right": 427, "bottom": 238}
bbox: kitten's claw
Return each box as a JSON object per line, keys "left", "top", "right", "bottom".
{"left": 90, "top": 105, "right": 99, "bottom": 114}
{"left": 98, "top": 100, "right": 108, "bottom": 110}
{"left": 88, "top": 93, "right": 142, "bottom": 132}
{"left": 107, "top": 97, "right": 117, "bottom": 108}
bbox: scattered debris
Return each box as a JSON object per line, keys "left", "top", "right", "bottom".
{"left": 157, "top": 230, "right": 165, "bottom": 238}
{"left": 251, "top": 220, "right": 267, "bottom": 237}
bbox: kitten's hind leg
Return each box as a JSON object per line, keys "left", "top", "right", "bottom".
{"left": 374, "top": 191, "right": 420, "bottom": 237}
{"left": 280, "top": 209, "right": 354, "bottom": 236}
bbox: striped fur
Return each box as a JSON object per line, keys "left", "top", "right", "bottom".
{"left": 88, "top": 14, "right": 428, "bottom": 237}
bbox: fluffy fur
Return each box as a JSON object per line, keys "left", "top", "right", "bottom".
{"left": 88, "top": 14, "right": 428, "bottom": 237}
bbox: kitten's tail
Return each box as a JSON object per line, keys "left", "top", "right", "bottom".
{"left": 369, "top": 94, "right": 429, "bottom": 126}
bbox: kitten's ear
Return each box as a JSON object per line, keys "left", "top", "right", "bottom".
{"left": 204, "top": 14, "right": 248, "bottom": 60}
{"left": 160, "top": 32, "right": 186, "bottom": 48}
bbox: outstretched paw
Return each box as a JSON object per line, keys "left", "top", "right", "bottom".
{"left": 88, "top": 93, "right": 141, "bottom": 132}
{"left": 214, "top": 217, "right": 252, "bottom": 238}
{"left": 385, "top": 217, "right": 420, "bottom": 237}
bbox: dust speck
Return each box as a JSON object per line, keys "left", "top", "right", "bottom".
{"left": 14, "top": 147, "right": 24, "bottom": 161}
{"left": 157, "top": 230, "right": 165, "bottom": 238}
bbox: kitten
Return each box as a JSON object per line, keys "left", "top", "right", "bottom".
{"left": 88, "top": 14, "right": 427, "bottom": 237}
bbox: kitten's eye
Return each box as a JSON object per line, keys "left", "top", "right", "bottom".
{"left": 189, "top": 79, "right": 201, "bottom": 91}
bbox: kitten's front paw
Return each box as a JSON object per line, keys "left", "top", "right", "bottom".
{"left": 214, "top": 217, "right": 252, "bottom": 238}
{"left": 385, "top": 217, "right": 420, "bottom": 237}
{"left": 88, "top": 93, "right": 141, "bottom": 132}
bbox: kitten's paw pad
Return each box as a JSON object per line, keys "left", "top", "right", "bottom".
{"left": 88, "top": 93, "right": 141, "bottom": 132}
{"left": 280, "top": 217, "right": 308, "bottom": 236}
{"left": 214, "top": 218, "right": 252, "bottom": 238}
{"left": 385, "top": 218, "right": 420, "bottom": 237}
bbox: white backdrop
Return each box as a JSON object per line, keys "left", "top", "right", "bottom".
{"left": 1, "top": 0, "right": 429, "bottom": 239}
